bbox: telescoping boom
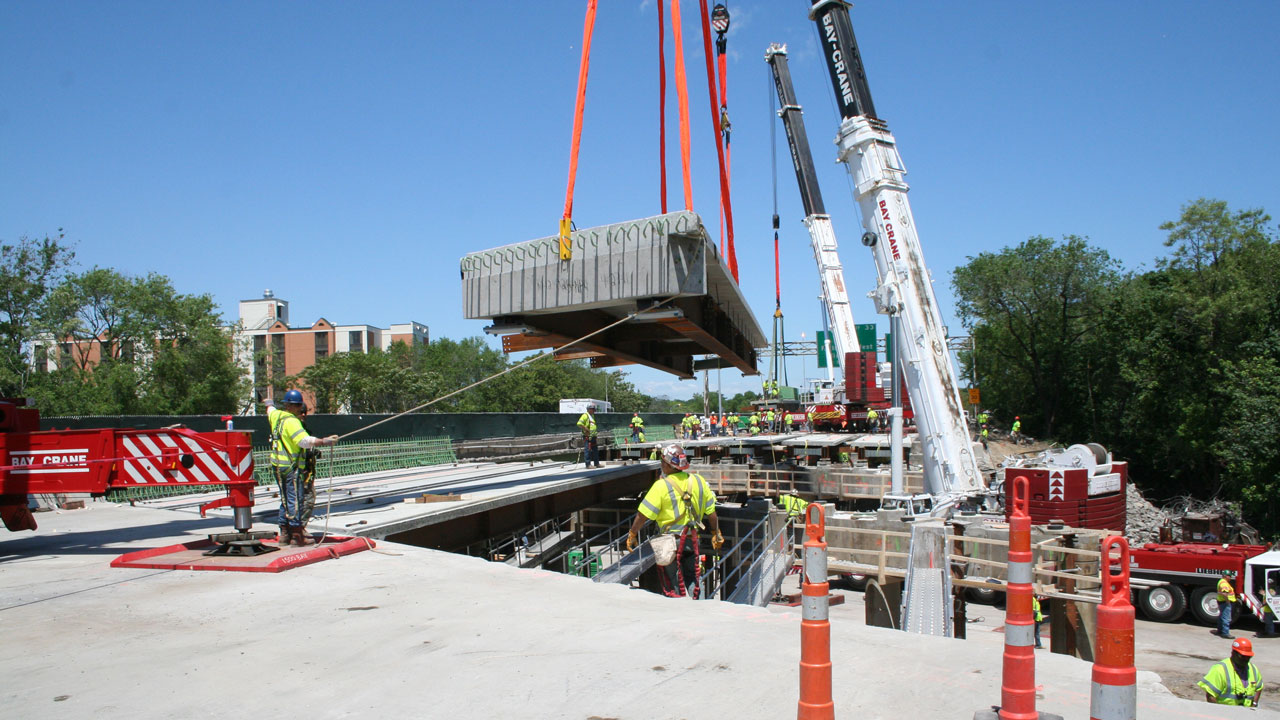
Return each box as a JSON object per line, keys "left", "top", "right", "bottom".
{"left": 808, "top": 0, "right": 983, "bottom": 503}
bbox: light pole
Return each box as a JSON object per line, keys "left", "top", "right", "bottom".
{"left": 799, "top": 331, "right": 807, "bottom": 398}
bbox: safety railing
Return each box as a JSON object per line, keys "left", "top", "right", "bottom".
{"left": 486, "top": 515, "right": 573, "bottom": 566}
{"left": 609, "top": 425, "right": 676, "bottom": 446}
{"left": 698, "top": 512, "right": 796, "bottom": 603}
{"left": 540, "top": 514, "right": 636, "bottom": 577}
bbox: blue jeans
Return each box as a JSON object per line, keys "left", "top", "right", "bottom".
{"left": 275, "top": 466, "right": 314, "bottom": 527}
{"left": 1219, "top": 600, "right": 1234, "bottom": 637}
{"left": 584, "top": 436, "right": 599, "bottom": 467}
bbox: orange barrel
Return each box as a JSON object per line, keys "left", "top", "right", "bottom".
{"left": 798, "top": 503, "right": 834, "bottom": 720}
{"left": 1091, "top": 536, "right": 1136, "bottom": 720}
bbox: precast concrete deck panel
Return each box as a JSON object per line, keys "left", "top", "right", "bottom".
{"left": 0, "top": 503, "right": 1263, "bottom": 718}
{"left": 460, "top": 211, "right": 765, "bottom": 377}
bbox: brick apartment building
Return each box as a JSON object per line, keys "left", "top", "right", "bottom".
{"left": 235, "top": 290, "right": 428, "bottom": 408}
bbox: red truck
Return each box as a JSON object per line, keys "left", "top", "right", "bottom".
{"left": 1129, "top": 541, "right": 1276, "bottom": 625}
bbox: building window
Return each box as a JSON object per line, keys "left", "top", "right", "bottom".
{"left": 33, "top": 344, "right": 48, "bottom": 372}
{"left": 315, "top": 331, "right": 328, "bottom": 359}
{"left": 349, "top": 330, "right": 363, "bottom": 353}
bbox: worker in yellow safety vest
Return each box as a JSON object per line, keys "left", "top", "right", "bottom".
{"left": 784, "top": 412, "right": 794, "bottom": 433}
{"left": 779, "top": 494, "right": 809, "bottom": 518}
{"left": 806, "top": 409, "right": 815, "bottom": 432}
{"left": 1218, "top": 570, "right": 1239, "bottom": 639}
{"left": 629, "top": 412, "right": 645, "bottom": 443}
{"left": 1033, "top": 595, "right": 1046, "bottom": 648}
{"left": 1011, "top": 416, "right": 1023, "bottom": 444}
{"left": 1200, "top": 638, "right": 1263, "bottom": 706}
{"left": 627, "top": 444, "right": 724, "bottom": 598}
{"left": 266, "top": 389, "right": 338, "bottom": 547}
{"left": 578, "top": 405, "right": 601, "bottom": 468}
{"left": 866, "top": 408, "right": 879, "bottom": 432}
{"left": 765, "top": 408, "right": 776, "bottom": 432}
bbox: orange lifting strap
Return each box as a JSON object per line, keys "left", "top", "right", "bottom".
{"left": 560, "top": 0, "right": 598, "bottom": 261}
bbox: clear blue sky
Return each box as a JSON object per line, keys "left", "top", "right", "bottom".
{"left": 3, "top": 1, "right": 1277, "bottom": 402}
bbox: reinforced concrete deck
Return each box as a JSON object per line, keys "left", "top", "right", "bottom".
{"left": 460, "top": 211, "right": 765, "bottom": 378}
{"left": 0, "top": 502, "right": 1266, "bottom": 719}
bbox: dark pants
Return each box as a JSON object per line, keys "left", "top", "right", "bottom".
{"left": 658, "top": 529, "right": 701, "bottom": 598}
{"left": 584, "top": 436, "right": 600, "bottom": 467}
{"left": 275, "top": 466, "right": 314, "bottom": 528}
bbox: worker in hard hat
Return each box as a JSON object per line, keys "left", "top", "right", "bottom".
{"left": 980, "top": 424, "right": 990, "bottom": 450}
{"left": 1218, "top": 570, "right": 1239, "bottom": 639}
{"left": 577, "top": 404, "right": 601, "bottom": 468}
{"left": 1199, "top": 638, "right": 1263, "bottom": 707}
{"left": 627, "top": 444, "right": 724, "bottom": 598}
{"left": 783, "top": 411, "right": 794, "bottom": 433}
{"left": 866, "top": 407, "right": 879, "bottom": 433}
{"left": 266, "top": 389, "right": 337, "bottom": 547}
{"left": 629, "top": 412, "right": 645, "bottom": 444}
{"left": 1011, "top": 415, "right": 1022, "bottom": 444}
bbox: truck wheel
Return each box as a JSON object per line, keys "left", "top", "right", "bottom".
{"left": 1189, "top": 586, "right": 1239, "bottom": 627}
{"left": 1139, "top": 585, "right": 1186, "bottom": 623}
{"left": 966, "top": 578, "right": 1002, "bottom": 605}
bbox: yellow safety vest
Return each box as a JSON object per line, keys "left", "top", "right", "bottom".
{"left": 1199, "top": 659, "right": 1263, "bottom": 706}
{"left": 1218, "top": 578, "right": 1237, "bottom": 603}
{"left": 638, "top": 471, "right": 716, "bottom": 533}
{"left": 780, "top": 494, "right": 809, "bottom": 517}
{"left": 631, "top": 416, "right": 644, "bottom": 428}
{"left": 1033, "top": 597, "right": 1044, "bottom": 623}
{"left": 268, "top": 406, "right": 308, "bottom": 469}
{"left": 577, "top": 412, "right": 597, "bottom": 438}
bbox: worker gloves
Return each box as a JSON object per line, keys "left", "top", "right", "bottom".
{"left": 317, "top": 434, "right": 339, "bottom": 447}
{"left": 626, "top": 531, "right": 639, "bottom": 552}
{"left": 711, "top": 531, "right": 725, "bottom": 551}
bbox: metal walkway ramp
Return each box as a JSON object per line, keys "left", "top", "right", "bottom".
{"left": 900, "top": 519, "right": 954, "bottom": 636}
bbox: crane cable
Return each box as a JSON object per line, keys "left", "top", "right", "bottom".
{"left": 696, "top": 0, "right": 738, "bottom": 281}
{"left": 559, "top": 0, "right": 599, "bottom": 261}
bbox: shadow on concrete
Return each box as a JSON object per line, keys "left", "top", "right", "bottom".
{"left": 0, "top": 515, "right": 230, "bottom": 561}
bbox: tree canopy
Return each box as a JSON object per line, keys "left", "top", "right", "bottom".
{"left": 954, "top": 198, "right": 1280, "bottom": 532}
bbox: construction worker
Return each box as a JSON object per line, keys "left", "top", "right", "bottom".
{"left": 708, "top": 413, "right": 719, "bottom": 437}
{"left": 626, "top": 444, "right": 724, "bottom": 598}
{"left": 1258, "top": 579, "right": 1278, "bottom": 638}
{"left": 680, "top": 413, "right": 691, "bottom": 439}
{"left": 749, "top": 411, "right": 760, "bottom": 435}
{"left": 784, "top": 412, "right": 794, "bottom": 433}
{"left": 866, "top": 407, "right": 878, "bottom": 433}
{"left": 980, "top": 424, "right": 990, "bottom": 450}
{"left": 779, "top": 493, "right": 809, "bottom": 518}
{"left": 266, "top": 390, "right": 337, "bottom": 547}
{"left": 977, "top": 409, "right": 990, "bottom": 426}
{"left": 629, "top": 412, "right": 645, "bottom": 443}
{"left": 577, "top": 405, "right": 601, "bottom": 468}
{"left": 1218, "top": 570, "right": 1239, "bottom": 639}
{"left": 689, "top": 413, "right": 701, "bottom": 440}
{"left": 1033, "top": 595, "right": 1046, "bottom": 648}
{"left": 1199, "top": 638, "right": 1263, "bottom": 707}
{"left": 720, "top": 413, "right": 730, "bottom": 436}
{"left": 765, "top": 407, "right": 776, "bottom": 433}
{"left": 1011, "top": 416, "right": 1023, "bottom": 444}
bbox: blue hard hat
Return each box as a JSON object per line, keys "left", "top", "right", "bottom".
{"left": 283, "top": 389, "right": 305, "bottom": 405}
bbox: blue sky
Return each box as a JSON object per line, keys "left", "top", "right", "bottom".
{"left": 3, "top": 1, "right": 1277, "bottom": 402}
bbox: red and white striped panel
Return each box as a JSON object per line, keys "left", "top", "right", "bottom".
{"left": 115, "top": 431, "right": 248, "bottom": 487}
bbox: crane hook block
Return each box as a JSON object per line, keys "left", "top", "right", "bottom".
{"left": 861, "top": 231, "right": 878, "bottom": 247}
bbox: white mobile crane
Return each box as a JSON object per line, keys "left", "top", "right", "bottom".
{"left": 768, "top": 0, "right": 984, "bottom": 510}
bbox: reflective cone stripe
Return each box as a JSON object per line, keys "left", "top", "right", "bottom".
{"left": 1091, "top": 536, "right": 1136, "bottom": 720}
{"left": 1001, "top": 475, "right": 1038, "bottom": 720}
{"left": 798, "top": 503, "right": 834, "bottom": 720}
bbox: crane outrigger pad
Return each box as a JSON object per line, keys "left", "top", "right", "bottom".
{"left": 460, "top": 211, "right": 764, "bottom": 378}
{"left": 110, "top": 535, "right": 373, "bottom": 573}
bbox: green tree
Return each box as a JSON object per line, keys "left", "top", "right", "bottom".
{"left": 0, "top": 231, "right": 74, "bottom": 395}
{"left": 952, "top": 235, "right": 1120, "bottom": 437}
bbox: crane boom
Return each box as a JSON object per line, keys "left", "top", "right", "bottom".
{"left": 808, "top": 0, "right": 982, "bottom": 501}
{"left": 764, "top": 44, "right": 858, "bottom": 390}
